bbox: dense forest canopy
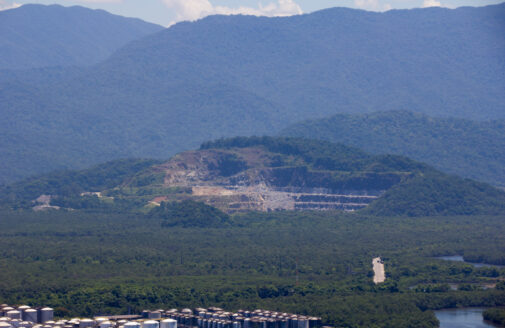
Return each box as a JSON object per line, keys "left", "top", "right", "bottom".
{"left": 0, "top": 209, "right": 504, "bottom": 327}
{"left": 483, "top": 307, "right": 505, "bottom": 326}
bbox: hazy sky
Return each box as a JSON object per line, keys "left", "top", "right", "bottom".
{"left": 0, "top": 0, "right": 503, "bottom": 26}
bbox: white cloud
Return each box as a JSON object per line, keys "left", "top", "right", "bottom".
{"left": 0, "top": 0, "right": 20, "bottom": 11}
{"left": 423, "top": 0, "right": 442, "bottom": 7}
{"left": 162, "top": 0, "right": 302, "bottom": 24}
{"left": 354, "top": 0, "right": 392, "bottom": 11}
{"left": 163, "top": 0, "right": 213, "bottom": 21}
{"left": 354, "top": 0, "right": 446, "bottom": 11}
{"left": 77, "top": 0, "right": 123, "bottom": 2}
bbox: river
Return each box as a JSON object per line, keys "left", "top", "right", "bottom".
{"left": 435, "top": 308, "right": 501, "bottom": 328}
{"left": 434, "top": 256, "right": 505, "bottom": 268}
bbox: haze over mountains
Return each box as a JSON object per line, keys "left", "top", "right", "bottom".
{"left": 0, "top": 4, "right": 163, "bottom": 69}
{"left": 1, "top": 3, "right": 504, "bottom": 184}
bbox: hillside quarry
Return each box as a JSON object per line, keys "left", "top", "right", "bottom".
{"left": 2, "top": 137, "right": 505, "bottom": 217}
{"left": 147, "top": 148, "right": 379, "bottom": 213}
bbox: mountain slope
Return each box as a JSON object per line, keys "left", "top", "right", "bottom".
{"left": 0, "top": 79, "right": 282, "bottom": 184}
{"left": 103, "top": 3, "right": 505, "bottom": 120}
{"left": 365, "top": 171, "right": 505, "bottom": 217}
{"left": 0, "top": 4, "right": 163, "bottom": 69}
{"left": 1, "top": 4, "right": 504, "bottom": 183}
{"left": 3, "top": 137, "right": 505, "bottom": 217}
{"left": 0, "top": 158, "right": 161, "bottom": 208}
{"left": 280, "top": 111, "right": 505, "bottom": 187}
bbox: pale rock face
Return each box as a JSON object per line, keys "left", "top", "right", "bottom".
{"left": 147, "top": 148, "right": 379, "bottom": 213}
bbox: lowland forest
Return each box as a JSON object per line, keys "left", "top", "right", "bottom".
{"left": 1, "top": 137, "right": 505, "bottom": 328}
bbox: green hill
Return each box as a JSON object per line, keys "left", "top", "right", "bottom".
{"left": 365, "top": 172, "right": 505, "bottom": 217}
{"left": 2, "top": 137, "right": 505, "bottom": 217}
{"left": 0, "top": 159, "right": 161, "bottom": 208}
{"left": 281, "top": 111, "right": 505, "bottom": 188}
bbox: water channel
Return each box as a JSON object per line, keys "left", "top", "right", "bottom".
{"left": 435, "top": 308, "right": 501, "bottom": 328}
{"left": 432, "top": 256, "right": 503, "bottom": 326}
{"left": 434, "top": 256, "right": 504, "bottom": 268}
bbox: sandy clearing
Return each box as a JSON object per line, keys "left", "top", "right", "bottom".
{"left": 373, "top": 257, "right": 385, "bottom": 284}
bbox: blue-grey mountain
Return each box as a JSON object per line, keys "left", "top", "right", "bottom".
{"left": 1, "top": 4, "right": 504, "bottom": 183}
{"left": 0, "top": 4, "right": 163, "bottom": 69}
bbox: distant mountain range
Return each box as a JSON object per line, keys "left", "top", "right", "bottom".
{"left": 2, "top": 137, "right": 505, "bottom": 217}
{"left": 281, "top": 110, "right": 505, "bottom": 187}
{"left": 0, "top": 4, "right": 163, "bottom": 69}
{"left": 1, "top": 3, "right": 504, "bottom": 184}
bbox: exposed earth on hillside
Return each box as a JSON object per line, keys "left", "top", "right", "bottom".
{"left": 4, "top": 137, "right": 505, "bottom": 217}
{"left": 143, "top": 148, "right": 380, "bottom": 213}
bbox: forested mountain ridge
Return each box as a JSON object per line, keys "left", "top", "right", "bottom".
{"left": 101, "top": 3, "right": 505, "bottom": 121}
{"left": 1, "top": 4, "right": 504, "bottom": 184}
{"left": 281, "top": 110, "right": 505, "bottom": 187}
{"left": 2, "top": 137, "right": 505, "bottom": 217}
{"left": 0, "top": 4, "right": 164, "bottom": 69}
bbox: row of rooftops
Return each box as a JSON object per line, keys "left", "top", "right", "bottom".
{"left": 0, "top": 305, "right": 330, "bottom": 328}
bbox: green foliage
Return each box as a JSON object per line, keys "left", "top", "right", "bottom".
{"left": 365, "top": 172, "right": 505, "bottom": 217}
{"left": 0, "top": 209, "right": 504, "bottom": 327}
{"left": 414, "top": 284, "right": 451, "bottom": 293}
{"left": 51, "top": 195, "right": 109, "bottom": 210}
{"left": 151, "top": 200, "right": 231, "bottom": 228}
{"left": 201, "top": 136, "right": 428, "bottom": 175}
{"left": 0, "top": 159, "right": 161, "bottom": 207}
{"left": 128, "top": 171, "right": 165, "bottom": 188}
{"left": 212, "top": 153, "right": 249, "bottom": 177}
{"left": 458, "top": 284, "right": 479, "bottom": 291}
{"left": 483, "top": 308, "right": 505, "bottom": 326}
{"left": 281, "top": 110, "right": 505, "bottom": 188}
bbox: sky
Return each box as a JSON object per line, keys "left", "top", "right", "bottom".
{"left": 0, "top": 0, "right": 503, "bottom": 26}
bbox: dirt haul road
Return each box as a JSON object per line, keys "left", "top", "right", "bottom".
{"left": 373, "top": 257, "right": 385, "bottom": 284}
